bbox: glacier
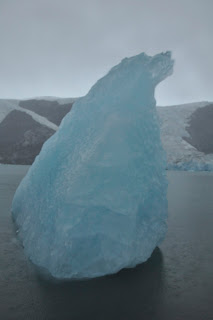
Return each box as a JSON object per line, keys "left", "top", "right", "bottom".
{"left": 12, "top": 52, "right": 174, "bottom": 279}
{"left": 158, "top": 102, "right": 213, "bottom": 171}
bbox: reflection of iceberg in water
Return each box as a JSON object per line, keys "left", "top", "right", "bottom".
{"left": 38, "top": 248, "right": 164, "bottom": 319}
{"left": 12, "top": 52, "right": 174, "bottom": 279}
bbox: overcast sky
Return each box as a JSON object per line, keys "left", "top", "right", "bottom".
{"left": 0, "top": 0, "right": 212, "bottom": 105}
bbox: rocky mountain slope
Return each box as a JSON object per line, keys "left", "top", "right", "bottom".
{"left": 0, "top": 98, "right": 212, "bottom": 170}
{"left": 0, "top": 97, "right": 75, "bottom": 164}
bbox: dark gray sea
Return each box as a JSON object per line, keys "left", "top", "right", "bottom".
{"left": 0, "top": 165, "right": 213, "bottom": 320}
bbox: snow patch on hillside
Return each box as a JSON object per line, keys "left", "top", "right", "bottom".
{"left": 0, "top": 99, "right": 19, "bottom": 122}
{"left": 0, "top": 99, "right": 58, "bottom": 131}
{"left": 22, "top": 96, "right": 78, "bottom": 105}
{"left": 14, "top": 106, "right": 58, "bottom": 131}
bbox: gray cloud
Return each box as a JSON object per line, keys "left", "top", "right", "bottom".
{"left": 0, "top": 0, "right": 213, "bottom": 105}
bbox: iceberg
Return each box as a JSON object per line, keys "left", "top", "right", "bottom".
{"left": 12, "top": 52, "right": 174, "bottom": 279}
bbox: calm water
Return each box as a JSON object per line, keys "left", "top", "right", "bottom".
{"left": 0, "top": 165, "right": 213, "bottom": 320}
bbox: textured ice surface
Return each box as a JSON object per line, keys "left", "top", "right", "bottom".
{"left": 12, "top": 52, "right": 173, "bottom": 279}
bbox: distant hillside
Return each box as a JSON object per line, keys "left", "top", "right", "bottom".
{"left": 0, "top": 97, "right": 75, "bottom": 164}
{"left": 0, "top": 98, "right": 213, "bottom": 170}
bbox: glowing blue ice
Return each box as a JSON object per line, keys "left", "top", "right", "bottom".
{"left": 12, "top": 52, "right": 173, "bottom": 279}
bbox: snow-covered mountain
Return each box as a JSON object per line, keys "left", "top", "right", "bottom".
{"left": 0, "top": 98, "right": 212, "bottom": 170}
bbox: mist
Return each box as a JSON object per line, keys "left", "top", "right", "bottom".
{"left": 0, "top": 0, "right": 213, "bottom": 105}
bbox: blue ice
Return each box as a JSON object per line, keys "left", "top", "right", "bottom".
{"left": 12, "top": 52, "right": 174, "bottom": 279}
